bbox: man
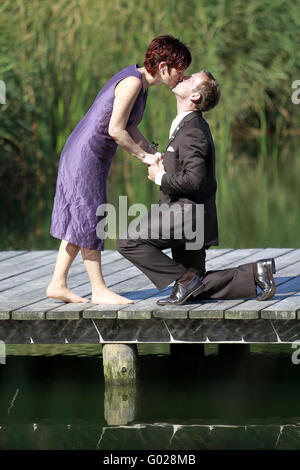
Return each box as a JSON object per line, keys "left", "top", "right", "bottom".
{"left": 117, "top": 71, "right": 276, "bottom": 305}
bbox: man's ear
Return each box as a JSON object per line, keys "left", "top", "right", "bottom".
{"left": 190, "top": 92, "right": 201, "bottom": 104}
{"left": 158, "top": 61, "right": 168, "bottom": 74}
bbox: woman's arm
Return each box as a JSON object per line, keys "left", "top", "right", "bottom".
{"left": 108, "top": 76, "right": 159, "bottom": 164}
{"left": 127, "top": 125, "right": 157, "bottom": 154}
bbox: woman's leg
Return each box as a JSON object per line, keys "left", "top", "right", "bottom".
{"left": 81, "top": 248, "right": 133, "bottom": 304}
{"left": 47, "top": 240, "right": 89, "bottom": 303}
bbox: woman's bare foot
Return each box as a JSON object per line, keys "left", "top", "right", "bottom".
{"left": 92, "top": 288, "right": 134, "bottom": 305}
{"left": 47, "top": 283, "right": 89, "bottom": 303}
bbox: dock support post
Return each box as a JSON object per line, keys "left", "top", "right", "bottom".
{"left": 102, "top": 343, "right": 137, "bottom": 385}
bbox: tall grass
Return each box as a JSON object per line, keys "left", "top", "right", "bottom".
{"left": 0, "top": 0, "right": 299, "bottom": 249}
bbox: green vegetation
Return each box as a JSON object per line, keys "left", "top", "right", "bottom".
{"left": 0, "top": 0, "right": 299, "bottom": 250}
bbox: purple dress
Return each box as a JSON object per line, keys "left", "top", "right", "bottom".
{"left": 50, "top": 64, "right": 148, "bottom": 250}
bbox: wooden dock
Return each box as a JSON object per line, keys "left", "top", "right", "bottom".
{"left": 0, "top": 248, "right": 300, "bottom": 344}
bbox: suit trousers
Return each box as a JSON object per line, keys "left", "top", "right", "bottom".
{"left": 116, "top": 206, "right": 257, "bottom": 300}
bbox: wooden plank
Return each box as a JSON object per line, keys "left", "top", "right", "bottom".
{"left": 83, "top": 251, "right": 234, "bottom": 320}
{"left": 0, "top": 251, "right": 59, "bottom": 281}
{"left": 0, "top": 250, "right": 56, "bottom": 266}
{"left": 151, "top": 250, "right": 266, "bottom": 320}
{"left": 0, "top": 251, "right": 28, "bottom": 262}
{"left": 275, "top": 249, "right": 300, "bottom": 271}
{"left": 118, "top": 287, "right": 172, "bottom": 319}
{"left": 3, "top": 248, "right": 300, "bottom": 322}
{"left": 188, "top": 250, "right": 300, "bottom": 320}
{"left": 205, "top": 248, "right": 234, "bottom": 259}
{"left": 0, "top": 308, "right": 10, "bottom": 320}
{"left": 261, "top": 295, "right": 300, "bottom": 320}
{"left": 46, "top": 265, "right": 147, "bottom": 319}
{"left": 276, "top": 260, "right": 300, "bottom": 277}
{"left": 1, "top": 256, "right": 132, "bottom": 318}
{"left": 0, "top": 250, "right": 125, "bottom": 293}
{"left": 118, "top": 250, "right": 257, "bottom": 320}
{"left": 189, "top": 300, "right": 245, "bottom": 319}
{"left": 82, "top": 274, "right": 157, "bottom": 319}
{"left": 224, "top": 299, "right": 278, "bottom": 320}
{"left": 223, "top": 248, "right": 294, "bottom": 269}
{"left": 224, "top": 276, "right": 300, "bottom": 320}
{"left": 198, "top": 248, "right": 296, "bottom": 319}
{"left": 46, "top": 302, "right": 95, "bottom": 320}
{"left": 0, "top": 258, "right": 84, "bottom": 293}
{"left": 10, "top": 261, "right": 143, "bottom": 320}
{"left": 11, "top": 249, "right": 236, "bottom": 320}
{"left": 0, "top": 248, "right": 229, "bottom": 297}
{"left": 0, "top": 249, "right": 138, "bottom": 318}
{"left": 11, "top": 303, "right": 60, "bottom": 321}
{"left": 205, "top": 248, "right": 265, "bottom": 270}
{"left": 109, "top": 249, "right": 251, "bottom": 320}
{"left": 154, "top": 303, "right": 193, "bottom": 319}
{"left": 189, "top": 273, "right": 298, "bottom": 319}
{"left": 261, "top": 276, "right": 300, "bottom": 320}
{"left": 0, "top": 250, "right": 127, "bottom": 299}
{"left": 0, "top": 248, "right": 121, "bottom": 282}
{"left": 53, "top": 251, "right": 235, "bottom": 320}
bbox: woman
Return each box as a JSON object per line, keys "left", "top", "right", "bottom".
{"left": 47, "top": 35, "right": 191, "bottom": 305}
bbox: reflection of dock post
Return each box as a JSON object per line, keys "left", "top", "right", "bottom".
{"left": 102, "top": 343, "right": 137, "bottom": 385}
{"left": 104, "top": 384, "right": 137, "bottom": 425}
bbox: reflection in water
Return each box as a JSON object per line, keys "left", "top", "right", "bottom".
{"left": 2, "top": 147, "right": 300, "bottom": 251}
{"left": 97, "top": 422, "right": 300, "bottom": 450}
{"left": 1, "top": 346, "right": 300, "bottom": 449}
{"left": 104, "top": 384, "right": 137, "bottom": 426}
{"left": 7, "top": 388, "right": 19, "bottom": 415}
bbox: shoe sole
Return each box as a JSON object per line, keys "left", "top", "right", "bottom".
{"left": 257, "top": 259, "right": 276, "bottom": 301}
{"left": 271, "top": 258, "right": 276, "bottom": 274}
{"left": 261, "top": 258, "right": 276, "bottom": 274}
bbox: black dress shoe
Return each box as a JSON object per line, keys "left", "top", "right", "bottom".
{"left": 253, "top": 258, "right": 276, "bottom": 301}
{"left": 157, "top": 275, "right": 204, "bottom": 306}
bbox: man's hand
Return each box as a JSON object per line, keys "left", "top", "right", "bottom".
{"left": 148, "top": 161, "right": 165, "bottom": 182}
{"left": 143, "top": 152, "right": 162, "bottom": 166}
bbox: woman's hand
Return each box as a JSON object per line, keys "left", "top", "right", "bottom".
{"left": 143, "top": 152, "right": 162, "bottom": 166}
{"left": 148, "top": 161, "right": 165, "bottom": 182}
{"left": 157, "top": 152, "right": 164, "bottom": 163}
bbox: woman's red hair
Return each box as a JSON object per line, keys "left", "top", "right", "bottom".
{"left": 144, "top": 35, "right": 191, "bottom": 76}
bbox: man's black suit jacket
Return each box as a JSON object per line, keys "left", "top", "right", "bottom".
{"left": 159, "top": 110, "right": 219, "bottom": 248}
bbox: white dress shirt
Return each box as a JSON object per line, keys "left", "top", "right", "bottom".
{"left": 154, "top": 111, "right": 194, "bottom": 186}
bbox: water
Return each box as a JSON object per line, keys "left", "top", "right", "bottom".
{"left": 1, "top": 344, "right": 300, "bottom": 450}
{"left": 1, "top": 140, "right": 300, "bottom": 451}
{"left": 1, "top": 140, "right": 300, "bottom": 251}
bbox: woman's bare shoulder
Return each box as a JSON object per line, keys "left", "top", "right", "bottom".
{"left": 114, "top": 76, "right": 142, "bottom": 96}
